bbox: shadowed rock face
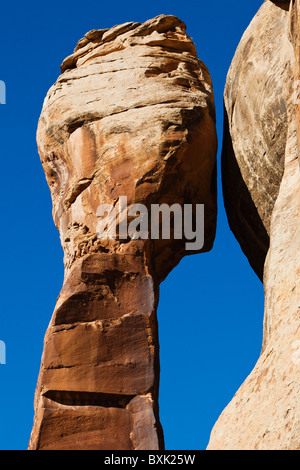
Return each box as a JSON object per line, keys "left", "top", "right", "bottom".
{"left": 221, "top": 1, "right": 294, "bottom": 280}
{"left": 208, "top": 1, "right": 300, "bottom": 450}
{"left": 29, "top": 15, "right": 217, "bottom": 450}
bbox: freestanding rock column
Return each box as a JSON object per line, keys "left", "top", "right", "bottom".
{"left": 29, "top": 15, "right": 217, "bottom": 450}
{"left": 208, "top": 1, "right": 300, "bottom": 450}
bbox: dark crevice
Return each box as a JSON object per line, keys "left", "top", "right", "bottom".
{"left": 269, "top": 0, "right": 291, "bottom": 12}
{"left": 43, "top": 390, "right": 136, "bottom": 408}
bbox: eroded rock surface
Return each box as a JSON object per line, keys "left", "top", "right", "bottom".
{"left": 29, "top": 15, "right": 217, "bottom": 450}
{"left": 208, "top": 1, "right": 300, "bottom": 450}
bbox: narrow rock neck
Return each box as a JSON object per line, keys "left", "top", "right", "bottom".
{"left": 29, "top": 250, "right": 164, "bottom": 450}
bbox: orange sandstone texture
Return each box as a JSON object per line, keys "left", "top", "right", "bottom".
{"left": 29, "top": 15, "right": 217, "bottom": 450}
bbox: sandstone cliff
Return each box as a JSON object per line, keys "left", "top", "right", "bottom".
{"left": 29, "top": 15, "right": 217, "bottom": 450}
{"left": 208, "top": 0, "right": 300, "bottom": 450}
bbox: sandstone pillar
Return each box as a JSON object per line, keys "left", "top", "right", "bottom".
{"left": 29, "top": 15, "right": 217, "bottom": 450}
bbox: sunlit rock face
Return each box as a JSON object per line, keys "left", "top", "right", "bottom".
{"left": 208, "top": 1, "right": 300, "bottom": 450}
{"left": 29, "top": 15, "right": 217, "bottom": 450}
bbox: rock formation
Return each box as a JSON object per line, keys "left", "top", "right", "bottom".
{"left": 29, "top": 15, "right": 217, "bottom": 450}
{"left": 208, "top": 0, "right": 300, "bottom": 450}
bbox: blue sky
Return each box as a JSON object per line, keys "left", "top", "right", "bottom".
{"left": 0, "top": 0, "right": 265, "bottom": 450}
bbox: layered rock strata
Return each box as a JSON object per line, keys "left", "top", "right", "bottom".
{"left": 208, "top": 0, "right": 300, "bottom": 450}
{"left": 29, "top": 15, "right": 217, "bottom": 450}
